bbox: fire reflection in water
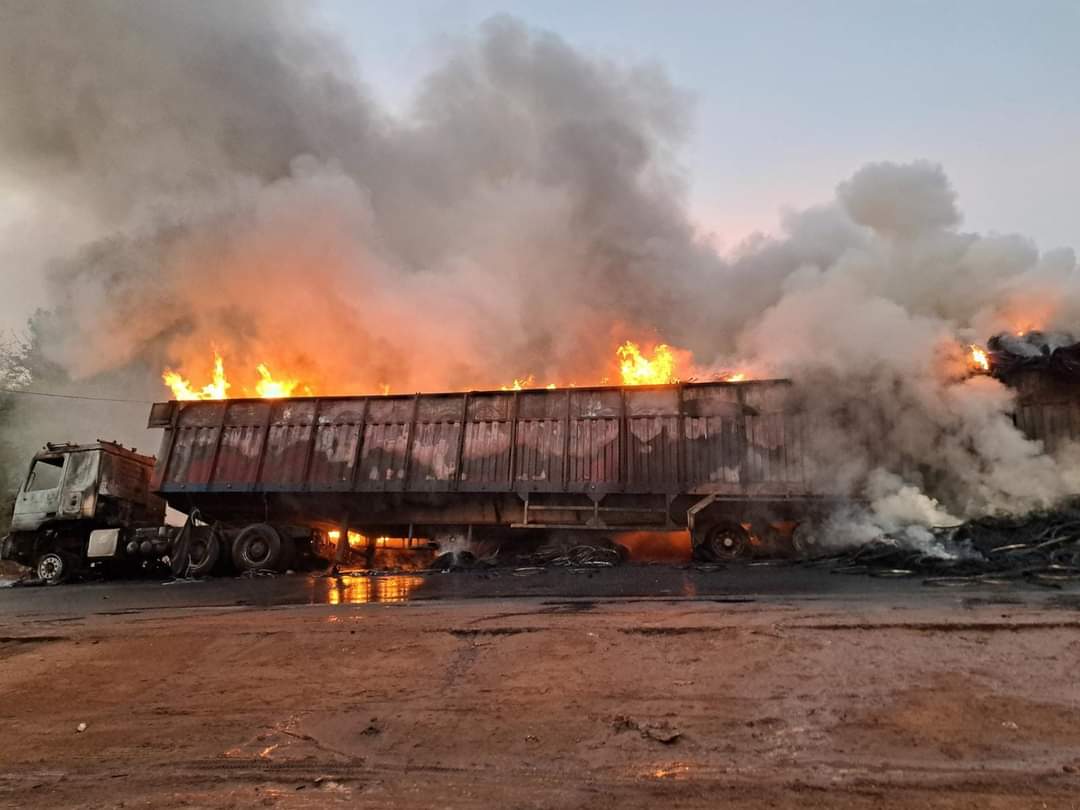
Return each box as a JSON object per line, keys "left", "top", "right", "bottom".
{"left": 325, "top": 575, "right": 426, "bottom": 605}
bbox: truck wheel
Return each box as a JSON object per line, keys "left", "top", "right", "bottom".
{"left": 698, "top": 521, "right": 751, "bottom": 562}
{"left": 186, "top": 532, "right": 221, "bottom": 577}
{"left": 36, "top": 552, "right": 72, "bottom": 585}
{"left": 232, "top": 524, "right": 284, "bottom": 573}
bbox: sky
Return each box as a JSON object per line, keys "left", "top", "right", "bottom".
{"left": 318, "top": 0, "right": 1080, "bottom": 251}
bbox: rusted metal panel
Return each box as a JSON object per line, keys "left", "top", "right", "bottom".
{"left": 511, "top": 391, "right": 566, "bottom": 490}
{"left": 163, "top": 401, "right": 225, "bottom": 486}
{"left": 459, "top": 393, "right": 512, "bottom": 490}
{"left": 309, "top": 423, "right": 362, "bottom": 488}
{"left": 357, "top": 422, "right": 410, "bottom": 490}
{"left": 682, "top": 385, "right": 743, "bottom": 486}
{"left": 625, "top": 388, "right": 680, "bottom": 491}
{"left": 153, "top": 380, "right": 816, "bottom": 504}
{"left": 1008, "top": 369, "right": 1080, "bottom": 454}
{"left": 208, "top": 401, "right": 268, "bottom": 488}
{"left": 566, "top": 390, "right": 621, "bottom": 489}
{"left": 261, "top": 401, "right": 315, "bottom": 489}
{"left": 408, "top": 420, "right": 462, "bottom": 487}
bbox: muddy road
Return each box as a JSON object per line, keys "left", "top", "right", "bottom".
{"left": 2, "top": 567, "right": 1080, "bottom": 808}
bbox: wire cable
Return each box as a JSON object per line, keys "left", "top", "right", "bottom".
{"left": 0, "top": 387, "right": 154, "bottom": 404}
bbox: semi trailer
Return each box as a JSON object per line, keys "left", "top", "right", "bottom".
{"left": 3, "top": 379, "right": 822, "bottom": 581}
{"left": 5, "top": 371, "right": 1076, "bottom": 583}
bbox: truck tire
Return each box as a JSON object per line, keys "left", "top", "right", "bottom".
{"left": 232, "top": 524, "right": 285, "bottom": 573}
{"left": 695, "top": 521, "right": 751, "bottom": 562}
{"left": 36, "top": 552, "right": 72, "bottom": 585}
{"left": 185, "top": 531, "right": 221, "bottom": 577}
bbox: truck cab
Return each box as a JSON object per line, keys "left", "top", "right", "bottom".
{"left": 2, "top": 442, "right": 165, "bottom": 582}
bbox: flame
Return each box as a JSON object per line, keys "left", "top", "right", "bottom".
{"left": 163, "top": 352, "right": 308, "bottom": 400}
{"left": 502, "top": 375, "right": 535, "bottom": 391}
{"left": 328, "top": 530, "right": 392, "bottom": 549}
{"left": 254, "top": 363, "right": 299, "bottom": 398}
{"left": 617, "top": 341, "right": 679, "bottom": 385}
{"left": 163, "top": 352, "right": 230, "bottom": 400}
{"left": 968, "top": 344, "right": 990, "bottom": 373}
{"left": 721, "top": 371, "right": 746, "bottom": 382}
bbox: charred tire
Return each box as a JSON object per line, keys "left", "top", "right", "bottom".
{"left": 232, "top": 524, "right": 285, "bottom": 572}
{"left": 35, "top": 552, "right": 72, "bottom": 585}
{"left": 185, "top": 531, "right": 221, "bottom": 577}
{"left": 791, "top": 522, "right": 820, "bottom": 557}
{"left": 699, "top": 521, "right": 751, "bottom": 562}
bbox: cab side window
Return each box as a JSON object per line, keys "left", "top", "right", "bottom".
{"left": 26, "top": 458, "right": 64, "bottom": 492}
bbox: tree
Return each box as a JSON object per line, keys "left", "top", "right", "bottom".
{"left": 0, "top": 332, "right": 31, "bottom": 536}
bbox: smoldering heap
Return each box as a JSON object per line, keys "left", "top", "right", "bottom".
{"left": 2, "top": 1, "right": 1080, "bottom": 548}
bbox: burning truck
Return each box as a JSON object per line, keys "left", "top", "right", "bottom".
{"left": 3, "top": 335, "right": 1079, "bottom": 583}
{"left": 2, "top": 376, "right": 820, "bottom": 583}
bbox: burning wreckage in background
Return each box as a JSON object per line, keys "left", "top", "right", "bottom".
{"left": 5, "top": 332, "right": 1080, "bottom": 584}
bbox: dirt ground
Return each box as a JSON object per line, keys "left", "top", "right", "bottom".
{"left": 2, "top": 582, "right": 1080, "bottom": 808}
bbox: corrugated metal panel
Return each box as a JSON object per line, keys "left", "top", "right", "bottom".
{"left": 408, "top": 420, "right": 462, "bottom": 487}
{"left": 260, "top": 401, "right": 315, "bottom": 488}
{"left": 626, "top": 388, "right": 680, "bottom": 490}
{"left": 357, "top": 422, "right": 410, "bottom": 490}
{"left": 683, "top": 386, "right": 743, "bottom": 485}
{"left": 309, "top": 424, "right": 362, "bottom": 489}
{"left": 514, "top": 419, "right": 564, "bottom": 489}
{"left": 1009, "top": 369, "right": 1080, "bottom": 455}
{"left": 155, "top": 379, "right": 814, "bottom": 498}
{"left": 627, "top": 417, "right": 680, "bottom": 489}
{"left": 163, "top": 401, "right": 225, "bottom": 486}
{"left": 566, "top": 390, "right": 621, "bottom": 489}
{"left": 461, "top": 420, "right": 512, "bottom": 488}
{"left": 743, "top": 384, "right": 803, "bottom": 484}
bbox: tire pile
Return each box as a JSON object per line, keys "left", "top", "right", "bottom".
{"left": 815, "top": 508, "right": 1080, "bottom": 586}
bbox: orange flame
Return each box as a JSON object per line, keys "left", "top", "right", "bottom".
{"left": 254, "top": 363, "right": 299, "bottom": 398}
{"left": 501, "top": 375, "right": 535, "bottom": 391}
{"left": 617, "top": 341, "right": 679, "bottom": 385}
{"left": 162, "top": 353, "right": 230, "bottom": 400}
{"left": 328, "top": 530, "right": 391, "bottom": 549}
{"left": 163, "top": 353, "right": 307, "bottom": 400}
{"left": 968, "top": 344, "right": 990, "bottom": 374}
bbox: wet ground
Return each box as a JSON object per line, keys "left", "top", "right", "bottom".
{"left": 2, "top": 566, "right": 1080, "bottom": 808}
{"left": 4, "top": 562, "right": 1078, "bottom": 616}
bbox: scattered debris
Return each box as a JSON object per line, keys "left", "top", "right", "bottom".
{"left": 529, "top": 542, "right": 624, "bottom": 567}
{"left": 811, "top": 507, "right": 1080, "bottom": 586}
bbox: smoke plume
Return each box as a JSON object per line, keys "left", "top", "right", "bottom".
{"left": 1, "top": 1, "right": 1079, "bottom": 539}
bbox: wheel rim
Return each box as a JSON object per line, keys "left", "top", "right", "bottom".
{"left": 38, "top": 554, "right": 63, "bottom": 581}
{"left": 189, "top": 539, "right": 208, "bottom": 565}
{"left": 708, "top": 526, "right": 748, "bottom": 560}
{"left": 246, "top": 539, "right": 270, "bottom": 565}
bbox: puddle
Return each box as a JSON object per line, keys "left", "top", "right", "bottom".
{"left": 319, "top": 575, "right": 426, "bottom": 605}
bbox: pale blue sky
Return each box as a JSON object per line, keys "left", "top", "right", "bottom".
{"left": 319, "top": 0, "right": 1080, "bottom": 251}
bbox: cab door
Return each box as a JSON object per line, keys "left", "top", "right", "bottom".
{"left": 11, "top": 455, "right": 66, "bottom": 531}
{"left": 10, "top": 450, "right": 101, "bottom": 532}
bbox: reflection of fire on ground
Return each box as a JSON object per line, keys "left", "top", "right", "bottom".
{"left": 616, "top": 531, "right": 693, "bottom": 562}
{"left": 325, "top": 575, "right": 426, "bottom": 604}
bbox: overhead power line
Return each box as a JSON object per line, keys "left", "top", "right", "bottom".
{"left": 0, "top": 387, "right": 154, "bottom": 404}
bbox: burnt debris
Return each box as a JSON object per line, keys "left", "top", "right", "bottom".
{"left": 817, "top": 506, "right": 1080, "bottom": 586}
{"left": 988, "top": 331, "right": 1080, "bottom": 380}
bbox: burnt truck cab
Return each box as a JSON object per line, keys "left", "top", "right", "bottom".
{"left": 2, "top": 441, "right": 166, "bottom": 583}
